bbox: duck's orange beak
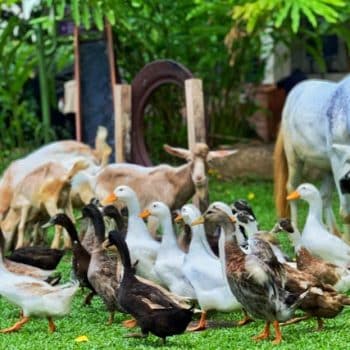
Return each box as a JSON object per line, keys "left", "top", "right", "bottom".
{"left": 286, "top": 191, "right": 300, "bottom": 201}
{"left": 174, "top": 214, "right": 183, "bottom": 223}
{"left": 229, "top": 215, "right": 237, "bottom": 223}
{"left": 102, "top": 193, "right": 118, "bottom": 205}
{"left": 191, "top": 216, "right": 205, "bottom": 226}
{"left": 139, "top": 209, "right": 151, "bottom": 219}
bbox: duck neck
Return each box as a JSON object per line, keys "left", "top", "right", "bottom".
{"left": 189, "top": 223, "right": 216, "bottom": 258}
{"left": 88, "top": 210, "right": 106, "bottom": 244}
{"left": 243, "top": 221, "right": 258, "bottom": 237}
{"left": 289, "top": 229, "right": 302, "bottom": 252}
{"left": 58, "top": 215, "right": 80, "bottom": 244}
{"left": 159, "top": 215, "right": 178, "bottom": 249}
{"left": 106, "top": 209, "right": 124, "bottom": 231}
{"left": 113, "top": 235, "right": 134, "bottom": 279}
{"left": 306, "top": 195, "right": 323, "bottom": 223}
{"left": 188, "top": 224, "right": 203, "bottom": 250}
{"left": 217, "top": 221, "right": 236, "bottom": 259}
{"left": 124, "top": 196, "right": 141, "bottom": 216}
{"left": 218, "top": 225, "right": 244, "bottom": 282}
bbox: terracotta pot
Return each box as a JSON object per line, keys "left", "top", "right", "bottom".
{"left": 248, "top": 84, "right": 286, "bottom": 142}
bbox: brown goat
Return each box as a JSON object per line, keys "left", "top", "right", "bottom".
{"left": 0, "top": 127, "right": 111, "bottom": 220}
{"left": 94, "top": 143, "right": 236, "bottom": 211}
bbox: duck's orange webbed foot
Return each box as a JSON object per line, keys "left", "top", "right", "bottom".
{"left": 0, "top": 316, "right": 30, "bottom": 333}
{"left": 187, "top": 311, "right": 207, "bottom": 332}
{"left": 253, "top": 321, "right": 270, "bottom": 342}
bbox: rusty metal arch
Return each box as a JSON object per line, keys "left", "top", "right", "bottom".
{"left": 131, "top": 59, "right": 194, "bottom": 165}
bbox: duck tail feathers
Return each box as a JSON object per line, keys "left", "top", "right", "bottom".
{"left": 341, "top": 295, "right": 350, "bottom": 306}
{"left": 286, "top": 288, "right": 310, "bottom": 310}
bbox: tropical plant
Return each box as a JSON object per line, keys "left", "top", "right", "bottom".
{"left": 0, "top": 3, "right": 73, "bottom": 150}
{"left": 1, "top": 0, "right": 350, "bottom": 158}
{"left": 230, "top": 0, "right": 350, "bottom": 72}
{"left": 232, "top": 0, "right": 346, "bottom": 34}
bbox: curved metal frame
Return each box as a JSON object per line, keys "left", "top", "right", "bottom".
{"left": 131, "top": 59, "right": 193, "bottom": 165}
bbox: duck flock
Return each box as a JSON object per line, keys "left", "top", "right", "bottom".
{"left": 1, "top": 174, "right": 350, "bottom": 345}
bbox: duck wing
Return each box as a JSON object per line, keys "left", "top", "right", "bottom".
{"left": 246, "top": 237, "right": 286, "bottom": 287}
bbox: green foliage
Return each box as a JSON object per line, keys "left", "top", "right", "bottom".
{"left": 232, "top": 0, "right": 346, "bottom": 34}
{"left": 229, "top": 0, "right": 350, "bottom": 75}
{"left": 0, "top": 3, "right": 74, "bottom": 150}
{"left": 109, "top": 1, "right": 262, "bottom": 150}
{"left": 0, "top": 0, "right": 261, "bottom": 153}
{"left": 2, "top": 0, "right": 350, "bottom": 154}
{"left": 0, "top": 17, "right": 39, "bottom": 150}
{"left": 143, "top": 85, "right": 188, "bottom": 164}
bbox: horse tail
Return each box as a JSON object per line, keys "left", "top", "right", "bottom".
{"left": 274, "top": 128, "right": 290, "bottom": 218}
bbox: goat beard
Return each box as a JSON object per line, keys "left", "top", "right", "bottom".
{"left": 194, "top": 184, "right": 209, "bottom": 213}
{"left": 195, "top": 184, "right": 208, "bottom": 200}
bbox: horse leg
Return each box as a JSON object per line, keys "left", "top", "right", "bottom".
{"left": 320, "top": 174, "right": 341, "bottom": 237}
{"left": 285, "top": 145, "right": 303, "bottom": 228}
{"left": 329, "top": 144, "right": 350, "bottom": 241}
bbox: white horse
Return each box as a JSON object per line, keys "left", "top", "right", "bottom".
{"left": 274, "top": 75, "right": 350, "bottom": 240}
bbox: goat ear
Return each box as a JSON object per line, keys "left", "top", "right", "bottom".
{"left": 163, "top": 144, "right": 191, "bottom": 161}
{"left": 207, "top": 149, "right": 237, "bottom": 163}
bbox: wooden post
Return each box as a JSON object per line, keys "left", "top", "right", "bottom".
{"left": 185, "top": 78, "right": 208, "bottom": 212}
{"left": 185, "top": 78, "right": 206, "bottom": 150}
{"left": 114, "top": 84, "right": 132, "bottom": 162}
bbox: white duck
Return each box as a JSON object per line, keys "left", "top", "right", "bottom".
{"left": 179, "top": 204, "right": 241, "bottom": 331}
{"left": 287, "top": 183, "right": 350, "bottom": 267}
{"left": 140, "top": 201, "right": 195, "bottom": 299}
{"left": 0, "top": 231, "right": 78, "bottom": 333}
{"left": 102, "top": 185, "right": 161, "bottom": 283}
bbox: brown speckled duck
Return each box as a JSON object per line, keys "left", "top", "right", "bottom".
{"left": 83, "top": 204, "right": 122, "bottom": 324}
{"left": 193, "top": 206, "right": 307, "bottom": 344}
{"left": 276, "top": 218, "right": 350, "bottom": 293}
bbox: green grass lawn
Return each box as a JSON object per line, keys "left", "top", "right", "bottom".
{"left": 0, "top": 178, "right": 349, "bottom": 349}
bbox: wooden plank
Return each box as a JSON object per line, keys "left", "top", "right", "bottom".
{"left": 114, "top": 84, "right": 131, "bottom": 162}
{"left": 185, "top": 78, "right": 206, "bottom": 150}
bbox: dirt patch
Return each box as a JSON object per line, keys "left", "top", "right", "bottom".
{"left": 210, "top": 142, "right": 322, "bottom": 181}
{"left": 210, "top": 142, "right": 274, "bottom": 180}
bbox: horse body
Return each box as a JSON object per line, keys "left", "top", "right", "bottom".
{"left": 275, "top": 75, "right": 350, "bottom": 236}
{"left": 283, "top": 80, "right": 335, "bottom": 169}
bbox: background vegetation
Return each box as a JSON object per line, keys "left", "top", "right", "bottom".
{"left": 1, "top": 0, "right": 350, "bottom": 162}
